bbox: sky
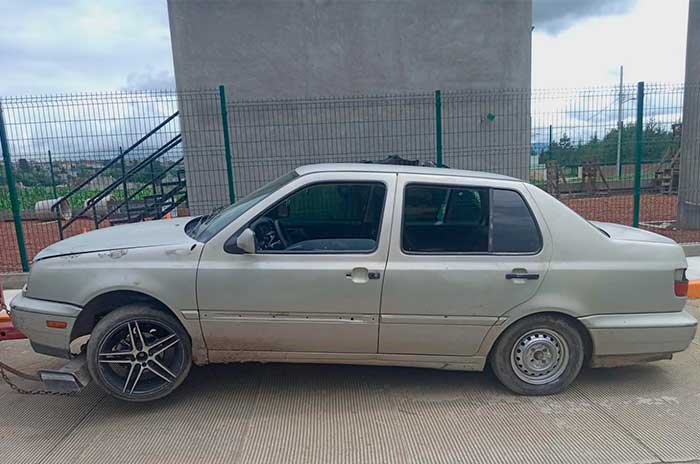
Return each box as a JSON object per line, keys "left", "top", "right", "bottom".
{"left": 533, "top": 0, "right": 689, "bottom": 88}
{"left": 0, "top": 0, "right": 690, "bottom": 96}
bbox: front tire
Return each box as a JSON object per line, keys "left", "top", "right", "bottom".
{"left": 87, "top": 304, "right": 192, "bottom": 402}
{"left": 490, "top": 315, "right": 584, "bottom": 395}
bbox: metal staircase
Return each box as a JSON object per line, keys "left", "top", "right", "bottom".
{"left": 52, "top": 112, "right": 187, "bottom": 238}
{"left": 654, "top": 123, "right": 682, "bottom": 195}
{"left": 654, "top": 151, "right": 681, "bottom": 194}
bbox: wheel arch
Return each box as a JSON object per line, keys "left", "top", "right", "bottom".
{"left": 485, "top": 310, "right": 593, "bottom": 366}
{"left": 71, "top": 290, "right": 182, "bottom": 342}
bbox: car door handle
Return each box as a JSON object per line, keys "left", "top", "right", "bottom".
{"left": 345, "top": 268, "right": 381, "bottom": 283}
{"left": 505, "top": 273, "right": 539, "bottom": 280}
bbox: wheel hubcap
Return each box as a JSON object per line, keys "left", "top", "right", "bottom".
{"left": 510, "top": 329, "right": 569, "bottom": 385}
{"left": 97, "top": 320, "right": 185, "bottom": 396}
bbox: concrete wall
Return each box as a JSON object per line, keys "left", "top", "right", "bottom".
{"left": 167, "top": 0, "right": 533, "bottom": 213}
{"left": 679, "top": 0, "right": 700, "bottom": 228}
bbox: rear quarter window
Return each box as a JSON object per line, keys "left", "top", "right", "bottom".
{"left": 491, "top": 189, "right": 542, "bottom": 253}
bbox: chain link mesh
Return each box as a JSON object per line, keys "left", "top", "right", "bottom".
{"left": 1, "top": 83, "right": 699, "bottom": 272}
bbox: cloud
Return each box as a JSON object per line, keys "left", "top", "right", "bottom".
{"left": 125, "top": 70, "right": 176, "bottom": 91}
{"left": 0, "top": 0, "right": 686, "bottom": 97}
{"left": 533, "top": 0, "right": 637, "bottom": 34}
{"left": 532, "top": 0, "right": 687, "bottom": 88}
{"left": 0, "top": 0, "right": 173, "bottom": 96}
{"left": 2, "top": 91, "right": 181, "bottom": 161}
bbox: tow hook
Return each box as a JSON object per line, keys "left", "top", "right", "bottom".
{"left": 0, "top": 320, "right": 91, "bottom": 395}
{"left": 0, "top": 354, "right": 90, "bottom": 396}
{"left": 0, "top": 330, "right": 91, "bottom": 395}
{"left": 0, "top": 277, "right": 90, "bottom": 395}
{"left": 38, "top": 354, "right": 91, "bottom": 394}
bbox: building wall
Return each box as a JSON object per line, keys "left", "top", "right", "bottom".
{"left": 679, "top": 0, "right": 700, "bottom": 228}
{"left": 167, "top": 0, "right": 533, "bottom": 213}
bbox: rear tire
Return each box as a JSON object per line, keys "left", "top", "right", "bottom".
{"left": 87, "top": 304, "right": 192, "bottom": 402}
{"left": 490, "top": 314, "right": 584, "bottom": 395}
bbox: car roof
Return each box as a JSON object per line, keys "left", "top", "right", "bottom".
{"left": 295, "top": 163, "right": 521, "bottom": 182}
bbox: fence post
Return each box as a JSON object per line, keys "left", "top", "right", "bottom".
{"left": 435, "top": 90, "right": 443, "bottom": 167}
{"left": 119, "top": 147, "right": 130, "bottom": 222}
{"left": 48, "top": 149, "right": 64, "bottom": 240}
{"left": 219, "top": 85, "right": 236, "bottom": 204}
{"left": 48, "top": 150, "right": 58, "bottom": 199}
{"left": 0, "top": 101, "right": 30, "bottom": 272}
{"left": 150, "top": 161, "right": 157, "bottom": 195}
{"left": 632, "top": 81, "right": 645, "bottom": 228}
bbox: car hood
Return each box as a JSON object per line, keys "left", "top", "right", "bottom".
{"left": 590, "top": 221, "right": 677, "bottom": 244}
{"left": 34, "top": 217, "right": 199, "bottom": 261}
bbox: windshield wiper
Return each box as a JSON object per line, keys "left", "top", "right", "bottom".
{"left": 193, "top": 206, "right": 225, "bottom": 237}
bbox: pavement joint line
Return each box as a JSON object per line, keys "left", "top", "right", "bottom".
{"left": 575, "top": 386, "right": 664, "bottom": 463}
{"left": 230, "top": 371, "right": 264, "bottom": 464}
{"left": 36, "top": 392, "right": 107, "bottom": 464}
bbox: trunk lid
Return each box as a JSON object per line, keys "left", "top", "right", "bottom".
{"left": 590, "top": 221, "right": 677, "bottom": 244}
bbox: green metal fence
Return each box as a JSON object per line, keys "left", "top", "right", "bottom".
{"left": 0, "top": 83, "right": 698, "bottom": 272}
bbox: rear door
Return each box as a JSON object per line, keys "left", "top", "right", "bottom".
{"left": 379, "top": 174, "right": 551, "bottom": 356}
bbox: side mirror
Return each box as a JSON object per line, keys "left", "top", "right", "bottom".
{"left": 236, "top": 228, "right": 257, "bottom": 254}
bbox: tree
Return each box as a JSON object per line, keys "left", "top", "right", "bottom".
{"left": 539, "top": 120, "right": 677, "bottom": 168}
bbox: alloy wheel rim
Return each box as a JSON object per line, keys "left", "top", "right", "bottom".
{"left": 97, "top": 319, "right": 185, "bottom": 396}
{"left": 510, "top": 328, "right": 569, "bottom": 385}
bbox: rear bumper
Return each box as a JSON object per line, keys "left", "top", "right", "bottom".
{"left": 579, "top": 310, "right": 697, "bottom": 358}
{"left": 8, "top": 293, "right": 80, "bottom": 359}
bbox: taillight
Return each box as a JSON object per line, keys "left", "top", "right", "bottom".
{"left": 675, "top": 269, "right": 689, "bottom": 297}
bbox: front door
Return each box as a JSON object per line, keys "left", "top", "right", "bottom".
{"left": 379, "top": 174, "right": 551, "bottom": 356}
{"left": 197, "top": 172, "right": 396, "bottom": 354}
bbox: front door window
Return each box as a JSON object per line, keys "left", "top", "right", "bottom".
{"left": 252, "top": 182, "right": 387, "bottom": 253}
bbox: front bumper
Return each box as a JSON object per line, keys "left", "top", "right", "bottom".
{"left": 8, "top": 293, "right": 81, "bottom": 359}
{"left": 579, "top": 309, "right": 698, "bottom": 359}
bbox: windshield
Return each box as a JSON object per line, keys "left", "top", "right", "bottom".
{"left": 190, "top": 170, "right": 299, "bottom": 241}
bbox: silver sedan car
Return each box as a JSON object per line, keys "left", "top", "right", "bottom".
{"left": 9, "top": 163, "right": 697, "bottom": 402}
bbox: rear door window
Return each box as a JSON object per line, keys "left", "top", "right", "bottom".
{"left": 401, "top": 183, "right": 541, "bottom": 254}
{"left": 402, "top": 185, "right": 489, "bottom": 253}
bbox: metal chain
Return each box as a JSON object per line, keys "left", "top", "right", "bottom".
{"left": 0, "top": 364, "right": 75, "bottom": 397}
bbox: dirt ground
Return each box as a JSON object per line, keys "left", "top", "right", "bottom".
{"left": 562, "top": 193, "right": 700, "bottom": 244}
{"left": 0, "top": 218, "right": 98, "bottom": 273}
{"left": 1, "top": 193, "right": 699, "bottom": 272}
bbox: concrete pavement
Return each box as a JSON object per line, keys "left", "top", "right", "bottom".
{"left": 1, "top": 286, "right": 700, "bottom": 463}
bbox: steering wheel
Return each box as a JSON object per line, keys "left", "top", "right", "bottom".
{"left": 251, "top": 217, "right": 288, "bottom": 250}
{"left": 273, "top": 219, "right": 290, "bottom": 248}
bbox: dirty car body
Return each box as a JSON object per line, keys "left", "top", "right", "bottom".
{"left": 9, "top": 163, "right": 697, "bottom": 401}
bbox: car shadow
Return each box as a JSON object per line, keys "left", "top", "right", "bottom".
{"left": 86, "top": 360, "right": 682, "bottom": 417}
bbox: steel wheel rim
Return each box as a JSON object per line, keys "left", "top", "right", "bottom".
{"left": 97, "top": 318, "right": 185, "bottom": 396}
{"left": 510, "top": 328, "right": 569, "bottom": 385}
